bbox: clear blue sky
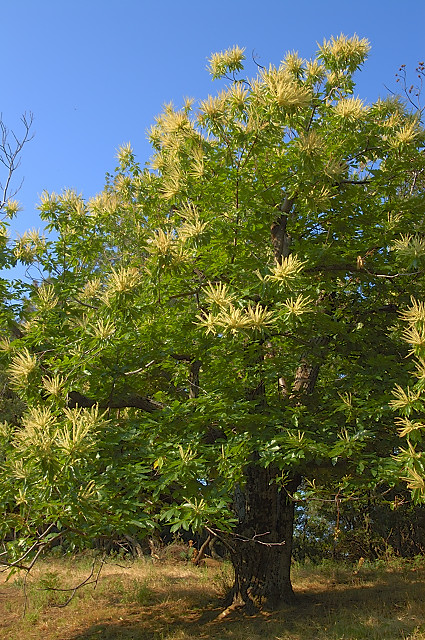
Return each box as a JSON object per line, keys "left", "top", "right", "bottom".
{"left": 2, "top": 0, "right": 424, "bottom": 249}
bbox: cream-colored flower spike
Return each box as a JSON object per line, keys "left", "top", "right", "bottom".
{"left": 402, "top": 465, "right": 425, "bottom": 493}
{"left": 0, "top": 422, "right": 11, "bottom": 439}
{"left": 389, "top": 384, "right": 421, "bottom": 411}
{"left": 282, "top": 295, "right": 313, "bottom": 317}
{"left": 401, "top": 324, "right": 425, "bottom": 357}
{"left": 216, "top": 305, "right": 252, "bottom": 334}
{"left": 116, "top": 142, "right": 133, "bottom": 165}
{"left": 71, "top": 314, "right": 89, "bottom": 331}
{"left": 16, "top": 407, "right": 57, "bottom": 449}
{"left": 42, "top": 374, "right": 65, "bottom": 397}
{"left": 306, "top": 185, "right": 334, "bottom": 211}
{"left": 179, "top": 217, "right": 208, "bottom": 242}
{"left": 161, "top": 167, "right": 184, "bottom": 199}
{"left": 208, "top": 46, "right": 246, "bottom": 79}
{"left": 199, "top": 92, "right": 227, "bottom": 120}
{"left": 63, "top": 405, "right": 104, "bottom": 431}
{"left": 0, "top": 337, "right": 12, "bottom": 353}
{"left": 413, "top": 358, "right": 425, "bottom": 381}
{"left": 36, "top": 283, "right": 58, "bottom": 311}
{"left": 14, "top": 229, "right": 46, "bottom": 262}
{"left": 88, "top": 192, "right": 120, "bottom": 216}
{"left": 263, "top": 64, "right": 310, "bottom": 105}
{"left": 318, "top": 34, "right": 370, "bottom": 71}
{"left": 324, "top": 157, "right": 346, "bottom": 180}
{"left": 296, "top": 130, "right": 324, "bottom": 156}
{"left": 56, "top": 409, "right": 99, "bottom": 455}
{"left": 39, "top": 190, "right": 59, "bottom": 206}
{"left": 9, "top": 349, "right": 37, "bottom": 388}
{"left": 203, "top": 282, "right": 235, "bottom": 308}
{"left": 305, "top": 59, "right": 326, "bottom": 84}
{"left": 178, "top": 203, "right": 208, "bottom": 241}
{"left": 148, "top": 229, "right": 175, "bottom": 256}
{"left": 150, "top": 153, "right": 166, "bottom": 172}
{"left": 115, "top": 174, "right": 132, "bottom": 192}
{"left": 334, "top": 97, "right": 368, "bottom": 120}
{"left": 266, "top": 255, "right": 307, "bottom": 283}
{"left": 72, "top": 200, "right": 87, "bottom": 218}
{"left": 195, "top": 311, "right": 218, "bottom": 335}
{"left": 229, "top": 83, "right": 249, "bottom": 109}
{"left": 5, "top": 200, "right": 22, "bottom": 216}
{"left": 262, "top": 66, "right": 311, "bottom": 110}
{"left": 79, "top": 480, "right": 97, "bottom": 500}
{"left": 107, "top": 266, "right": 140, "bottom": 294}
{"left": 161, "top": 110, "right": 193, "bottom": 136}
{"left": 24, "top": 406, "right": 56, "bottom": 430}
{"left": 400, "top": 298, "right": 425, "bottom": 323}
{"left": 9, "top": 459, "right": 30, "bottom": 481}
{"left": 325, "top": 70, "right": 347, "bottom": 90}
{"left": 392, "top": 235, "right": 425, "bottom": 260}
{"left": 61, "top": 189, "right": 82, "bottom": 206}
{"left": 282, "top": 51, "right": 304, "bottom": 76}
{"left": 245, "top": 303, "right": 276, "bottom": 329}
{"left": 81, "top": 277, "right": 102, "bottom": 300}
{"left": 395, "top": 416, "right": 425, "bottom": 438}
{"left": 177, "top": 202, "right": 199, "bottom": 222}
{"left": 391, "top": 121, "right": 420, "bottom": 147}
{"left": 89, "top": 317, "right": 116, "bottom": 340}
{"left": 338, "top": 391, "right": 353, "bottom": 410}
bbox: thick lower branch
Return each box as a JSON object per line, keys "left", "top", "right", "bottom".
{"left": 68, "top": 391, "right": 163, "bottom": 412}
{"left": 291, "top": 336, "right": 330, "bottom": 398}
{"left": 270, "top": 197, "right": 294, "bottom": 264}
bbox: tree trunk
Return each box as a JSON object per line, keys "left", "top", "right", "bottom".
{"left": 227, "top": 464, "right": 300, "bottom": 611}
{"left": 221, "top": 197, "right": 310, "bottom": 611}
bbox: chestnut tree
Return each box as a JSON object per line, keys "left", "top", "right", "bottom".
{"left": 1, "top": 37, "right": 425, "bottom": 610}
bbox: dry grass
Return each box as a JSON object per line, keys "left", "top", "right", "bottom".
{"left": 1, "top": 552, "right": 425, "bottom": 640}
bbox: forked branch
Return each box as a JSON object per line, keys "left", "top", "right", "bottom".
{"left": 0, "top": 111, "right": 34, "bottom": 213}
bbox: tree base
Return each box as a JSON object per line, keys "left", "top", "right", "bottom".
{"left": 220, "top": 588, "right": 298, "bottom": 618}
{"left": 227, "top": 466, "right": 301, "bottom": 612}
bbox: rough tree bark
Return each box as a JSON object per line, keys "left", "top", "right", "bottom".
{"left": 227, "top": 467, "right": 301, "bottom": 610}
{"left": 223, "top": 199, "right": 322, "bottom": 611}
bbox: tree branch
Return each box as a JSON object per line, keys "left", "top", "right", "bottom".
{"left": 68, "top": 390, "right": 164, "bottom": 412}
{"left": 0, "top": 111, "right": 34, "bottom": 213}
{"left": 270, "top": 197, "right": 295, "bottom": 264}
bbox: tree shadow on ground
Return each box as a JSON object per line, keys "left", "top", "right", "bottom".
{"left": 67, "top": 570, "right": 425, "bottom": 640}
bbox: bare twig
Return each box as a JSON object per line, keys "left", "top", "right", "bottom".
{"left": 251, "top": 49, "right": 265, "bottom": 71}
{"left": 192, "top": 534, "right": 212, "bottom": 565}
{"left": 205, "top": 525, "right": 287, "bottom": 547}
{"left": 395, "top": 63, "right": 425, "bottom": 118}
{"left": 0, "top": 525, "right": 67, "bottom": 573}
{"left": 124, "top": 360, "right": 155, "bottom": 376}
{"left": 0, "top": 111, "right": 34, "bottom": 213}
{"left": 41, "top": 555, "right": 106, "bottom": 608}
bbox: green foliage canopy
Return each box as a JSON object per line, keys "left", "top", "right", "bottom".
{"left": 1, "top": 36, "right": 425, "bottom": 566}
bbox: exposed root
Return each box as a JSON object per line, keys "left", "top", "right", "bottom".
{"left": 216, "top": 600, "right": 258, "bottom": 619}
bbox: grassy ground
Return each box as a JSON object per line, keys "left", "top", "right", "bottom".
{"left": 1, "top": 552, "right": 425, "bottom": 640}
